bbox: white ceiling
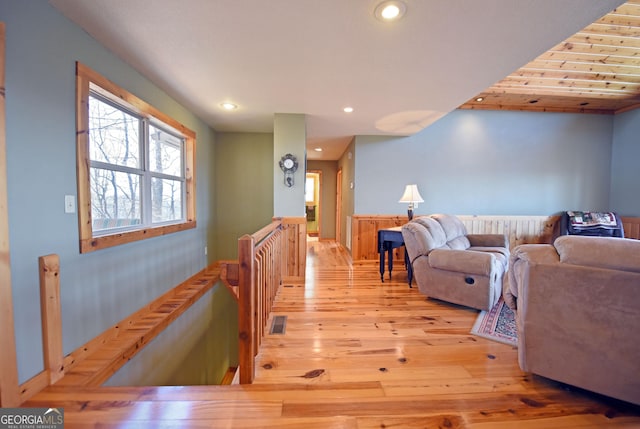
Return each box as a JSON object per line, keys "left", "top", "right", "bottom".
{"left": 49, "top": 0, "right": 623, "bottom": 160}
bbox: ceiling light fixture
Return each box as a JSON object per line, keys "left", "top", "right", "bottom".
{"left": 475, "top": 97, "right": 485, "bottom": 102}
{"left": 374, "top": 1, "right": 406, "bottom": 21}
{"left": 221, "top": 102, "right": 238, "bottom": 110}
{"left": 343, "top": 106, "right": 354, "bottom": 113}
{"left": 314, "top": 147, "right": 323, "bottom": 152}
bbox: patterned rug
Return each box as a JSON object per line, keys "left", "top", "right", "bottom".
{"left": 470, "top": 298, "right": 518, "bottom": 347}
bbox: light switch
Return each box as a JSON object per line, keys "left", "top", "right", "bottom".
{"left": 64, "top": 195, "right": 76, "bottom": 214}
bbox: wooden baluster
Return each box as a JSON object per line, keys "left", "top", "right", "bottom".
{"left": 39, "top": 254, "right": 64, "bottom": 384}
{"left": 238, "top": 235, "right": 255, "bottom": 384}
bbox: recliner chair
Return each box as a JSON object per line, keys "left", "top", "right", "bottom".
{"left": 505, "top": 235, "right": 640, "bottom": 405}
{"left": 401, "top": 214, "right": 509, "bottom": 311}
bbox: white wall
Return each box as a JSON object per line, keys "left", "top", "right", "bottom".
{"left": 354, "top": 109, "right": 614, "bottom": 217}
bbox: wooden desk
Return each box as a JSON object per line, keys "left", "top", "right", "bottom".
{"left": 377, "top": 226, "right": 413, "bottom": 286}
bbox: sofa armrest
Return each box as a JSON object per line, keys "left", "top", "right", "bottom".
{"left": 429, "top": 248, "right": 494, "bottom": 276}
{"left": 507, "top": 244, "right": 560, "bottom": 310}
{"left": 468, "top": 234, "right": 508, "bottom": 248}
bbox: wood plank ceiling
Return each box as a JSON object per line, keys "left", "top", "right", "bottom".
{"left": 459, "top": 0, "right": 640, "bottom": 114}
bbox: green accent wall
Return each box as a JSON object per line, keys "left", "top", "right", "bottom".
{"left": 215, "top": 132, "right": 274, "bottom": 259}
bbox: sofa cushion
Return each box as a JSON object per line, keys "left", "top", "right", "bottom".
{"left": 468, "top": 246, "right": 509, "bottom": 268}
{"left": 432, "top": 214, "right": 470, "bottom": 250}
{"left": 468, "top": 234, "right": 509, "bottom": 248}
{"left": 554, "top": 235, "right": 640, "bottom": 274}
{"left": 403, "top": 217, "right": 451, "bottom": 257}
{"left": 429, "top": 248, "right": 499, "bottom": 276}
{"left": 411, "top": 216, "right": 448, "bottom": 250}
{"left": 430, "top": 214, "right": 470, "bottom": 250}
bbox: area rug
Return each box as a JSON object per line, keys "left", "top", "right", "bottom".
{"left": 470, "top": 298, "right": 518, "bottom": 347}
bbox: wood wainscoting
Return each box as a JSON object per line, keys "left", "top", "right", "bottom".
{"left": 351, "top": 214, "right": 640, "bottom": 263}
{"left": 350, "top": 214, "right": 562, "bottom": 263}
{"left": 622, "top": 216, "right": 640, "bottom": 240}
{"left": 350, "top": 215, "right": 409, "bottom": 264}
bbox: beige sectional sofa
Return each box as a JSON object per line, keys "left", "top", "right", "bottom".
{"left": 506, "top": 235, "right": 640, "bottom": 405}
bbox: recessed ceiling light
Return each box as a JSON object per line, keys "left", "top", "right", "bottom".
{"left": 314, "top": 147, "right": 323, "bottom": 152}
{"left": 375, "top": 1, "right": 406, "bottom": 21}
{"left": 475, "top": 97, "right": 485, "bottom": 102}
{"left": 343, "top": 106, "right": 354, "bottom": 113}
{"left": 221, "top": 102, "right": 238, "bottom": 110}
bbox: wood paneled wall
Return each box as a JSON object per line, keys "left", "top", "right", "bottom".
{"left": 458, "top": 215, "right": 560, "bottom": 249}
{"left": 622, "top": 217, "right": 640, "bottom": 240}
{"left": 351, "top": 214, "right": 640, "bottom": 262}
{"left": 350, "top": 215, "right": 408, "bottom": 263}
{"left": 350, "top": 214, "right": 561, "bottom": 262}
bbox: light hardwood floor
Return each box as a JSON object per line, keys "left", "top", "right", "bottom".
{"left": 25, "top": 240, "right": 640, "bottom": 428}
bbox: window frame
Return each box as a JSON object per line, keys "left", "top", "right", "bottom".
{"left": 76, "top": 62, "right": 196, "bottom": 253}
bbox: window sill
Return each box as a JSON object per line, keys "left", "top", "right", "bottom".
{"left": 80, "top": 220, "right": 196, "bottom": 253}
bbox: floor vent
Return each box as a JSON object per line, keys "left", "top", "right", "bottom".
{"left": 270, "top": 315, "right": 287, "bottom": 335}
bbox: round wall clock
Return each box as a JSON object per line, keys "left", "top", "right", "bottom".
{"left": 279, "top": 153, "right": 298, "bottom": 187}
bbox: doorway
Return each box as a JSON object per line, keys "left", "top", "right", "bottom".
{"left": 305, "top": 171, "right": 321, "bottom": 238}
{"left": 335, "top": 168, "right": 342, "bottom": 244}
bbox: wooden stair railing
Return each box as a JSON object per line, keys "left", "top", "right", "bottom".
{"left": 237, "top": 219, "right": 285, "bottom": 384}
{"left": 18, "top": 256, "right": 238, "bottom": 403}
{"left": 18, "top": 216, "right": 301, "bottom": 399}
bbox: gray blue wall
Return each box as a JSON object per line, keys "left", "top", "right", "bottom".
{"left": 3, "top": 1, "right": 222, "bottom": 384}
{"left": 354, "top": 110, "right": 615, "bottom": 217}
{"left": 611, "top": 108, "right": 640, "bottom": 216}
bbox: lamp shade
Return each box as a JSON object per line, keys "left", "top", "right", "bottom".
{"left": 398, "top": 184, "right": 424, "bottom": 204}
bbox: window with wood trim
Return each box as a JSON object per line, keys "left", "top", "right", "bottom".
{"left": 76, "top": 62, "right": 196, "bottom": 253}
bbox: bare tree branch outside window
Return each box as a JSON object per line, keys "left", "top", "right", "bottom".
{"left": 88, "top": 95, "right": 142, "bottom": 231}
{"left": 88, "top": 94, "right": 184, "bottom": 233}
{"left": 76, "top": 63, "right": 196, "bottom": 252}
